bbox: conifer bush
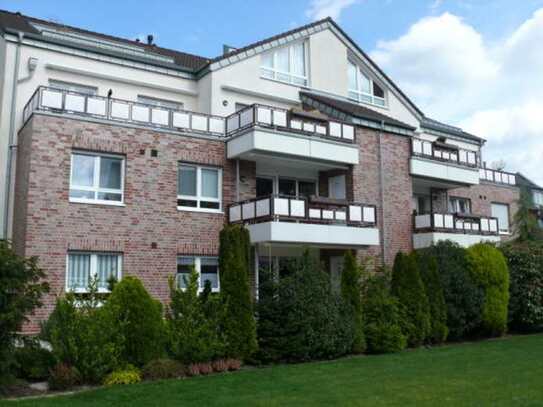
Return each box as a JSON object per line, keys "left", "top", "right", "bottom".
{"left": 391, "top": 252, "right": 430, "bottom": 347}
{"left": 341, "top": 251, "right": 366, "bottom": 354}
{"left": 102, "top": 276, "right": 165, "bottom": 367}
{"left": 219, "top": 225, "right": 257, "bottom": 360}
{"left": 467, "top": 243, "right": 510, "bottom": 336}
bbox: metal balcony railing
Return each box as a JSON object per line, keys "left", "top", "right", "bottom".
{"left": 411, "top": 138, "right": 478, "bottom": 168}
{"left": 413, "top": 212, "right": 499, "bottom": 235}
{"left": 479, "top": 168, "right": 516, "bottom": 186}
{"left": 228, "top": 194, "right": 376, "bottom": 227}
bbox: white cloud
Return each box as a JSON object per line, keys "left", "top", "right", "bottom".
{"left": 370, "top": 9, "right": 543, "bottom": 184}
{"left": 305, "top": 0, "right": 358, "bottom": 21}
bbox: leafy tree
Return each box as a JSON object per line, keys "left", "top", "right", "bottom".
{"left": 514, "top": 186, "right": 543, "bottom": 242}
{"left": 0, "top": 240, "right": 49, "bottom": 389}
{"left": 219, "top": 225, "right": 257, "bottom": 360}
{"left": 341, "top": 251, "right": 366, "bottom": 353}
{"left": 467, "top": 244, "right": 510, "bottom": 336}
{"left": 391, "top": 252, "right": 430, "bottom": 347}
{"left": 415, "top": 253, "right": 448, "bottom": 344}
{"left": 102, "top": 276, "right": 165, "bottom": 367}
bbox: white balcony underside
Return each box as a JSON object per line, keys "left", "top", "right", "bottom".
{"left": 227, "top": 129, "right": 359, "bottom": 166}
{"left": 247, "top": 221, "right": 379, "bottom": 248}
{"left": 413, "top": 232, "right": 500, "bottom": 249}
{"left": 410, "top": 157, "right": 479, "bottom": 185}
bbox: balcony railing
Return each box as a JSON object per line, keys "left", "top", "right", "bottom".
{"left": 413, "top": 212, "right": 499, "bottom": 235}
{"left": 22, "top": 86, "right": 226, "bottom": 138}
{"left": 225, "top": 104, "right": 355, "bottom": 143}
{"left": 228, "top": 195, "right": 376, "bottom": 227}
{"left": 479, "top": 168, "right": 516, "bottom": 186}
{"left": 411, "top": 139, "right": 478, "bottom": 168}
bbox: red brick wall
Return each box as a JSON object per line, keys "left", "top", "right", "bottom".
{"left": 13, "top": 114, "right": 245, "bottom": 333}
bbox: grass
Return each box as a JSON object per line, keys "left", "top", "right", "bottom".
{"left": 4, "top": 334, "right": 543, "bottom": 406}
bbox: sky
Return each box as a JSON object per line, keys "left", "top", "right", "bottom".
{"left": 2, "top": 0, "right": 543, "bottom": 184}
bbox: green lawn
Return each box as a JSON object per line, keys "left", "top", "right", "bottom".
{"left": 5, "top": 334, "right": 543, "bottom": 406}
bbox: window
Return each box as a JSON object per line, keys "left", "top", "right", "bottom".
{"left": 449, "top": 197, "right": 471, "bottom": 214}
{"left": 176, "top": 256, "right": 219, "bottom": 292}
{"left": 329, "top": 175, "right": 346, "bottom": 200}
{"left": 49, "top": 79, "right": 97, "bottom": 95}
{"left": 491, "top": 203, "right": 510, "bottom": 233}
{"left": 66, "top": 252, "right": 122, "bottom": 293}
{"left": 256, "top": 177, "right": 274, "bottom": 197}
{"left": 178, "top": 164, "right": 222, "bottom": 211}
{"left": 533, "top": 191, "right": 543, "bottom": 207}
{"left": 348, "top": 61, "right": 386, "bottom": 107}
{"left": 137, "top": 95, "right": 184, "bottom": 111}
{"left": 261, "top": 42, "right": 307, "bottom": 86}
{"left": 70, "top": 152, "right": 124, "bottom": 205}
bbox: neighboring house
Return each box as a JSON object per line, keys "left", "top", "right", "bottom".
{"left": 517, "top": 173, "right": 543, "bottom": 227}
{"left": 0, "top": 10, "right": 521, "bottom": 333}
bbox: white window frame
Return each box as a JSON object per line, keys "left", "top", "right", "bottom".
{"left": 69, "top": 151, "right": 125, "bottom": 206}
{"left": 176, "top": 256, "right": 220, "bottom": 293}
{"left": 177, "top": 164, "right": 223, "bottom": 213}
{"left": 260, "top": 41, "right": 308, "bottom": 87}
{"left": 49, "top": 79, "right": 97, "bottom": 95}
{"left": 348, "top": 60, "right": 387, "bottom": 107}
{"left": 449, "top": 197, "right": 472, "bottom": 214}
{"left": 533, "top": 191, "right": 543, "bottom": 207}
{"left": 65, "top": 252, "right": 122, "bottom": 293}
{"left": 491, "top": 202, "right": 510, "bottom": 234}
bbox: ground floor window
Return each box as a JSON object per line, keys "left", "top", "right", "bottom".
{"left": 177, "top": 256, "right": 220, "bottom": 292}
{"left": 66, "top": 252, "right": 122, "bottom": 293}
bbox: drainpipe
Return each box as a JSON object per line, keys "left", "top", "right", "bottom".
{"left": 377, "top": 120, "right": 386, "bottom": 266}
{"left": 235, "top": 159, "right": 240, "bottom": 202}
{"left": 3, "top": 32, "right": 24, "bottom": 239}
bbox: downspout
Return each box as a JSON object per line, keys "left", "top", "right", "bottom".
{"left": 235, "top": 159, "right": 240, "bottom": 202}
{"left": 378, "top": 120, "right": 386, "bottom": 266}
{"left": 3, "top": 32, "right": 24, "bottom": 239}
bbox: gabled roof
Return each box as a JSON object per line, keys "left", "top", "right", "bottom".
{"left": 516, "top": 173, "right": 543, "bottom": 191}
{"left": 421, "top": 117, "right": 484, "bottom": 144}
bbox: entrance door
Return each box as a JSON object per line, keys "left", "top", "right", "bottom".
{"left": 330, "top": 256, "right": 344, "bottom": 294}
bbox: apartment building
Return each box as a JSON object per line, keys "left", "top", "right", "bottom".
{"left": 0, "top": 10, "right": 520, "bottom": 332}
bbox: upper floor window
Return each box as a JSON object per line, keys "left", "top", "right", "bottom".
{"left": 137, "top": 95, "right": 184, "bottom": 111}
{"left": 66, "top": 252, "right": 122, "bottom": 293}
{"left": 491, "top": 203, "right": 510, "bottom": 233}
{"left": 49, "top": 79, "right": 97, "bottom": 96}
{"left": 177, "top": 256, "right": 219, "bottom": 292}
{"left": 261, "top": 42, "right": 307, "bottom": 86}
{"left": 533, "top": 191, "right": 543, "bottom": 207}
{"left": 70, "top": 152, "right": 124, "bottom": 205}
{"left": 348, "top": 61, "right": 386, "bottom": 107}
{"left": 178, "top": 164, "right": 222, "bottom": 212}
{"left": 449, "top": 197, "right": 471, "bottom": 215}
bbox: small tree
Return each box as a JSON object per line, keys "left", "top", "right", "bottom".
{"left": 391, "top": 252, "right": 430, "bottom": 347}
{"left": 514, "top": 186, "right": 542, "bottom": 242}
{"left": 219, "top": 225, "right": 257, "bottom": 360}
{"left": 0, "top": 241, "right": 49, "bottom": 388}
{"left": 341, "top": 251, "right": 365, "bottom": 354}
{"left": 102, "top": 276, "right": 165, "bottom": 367}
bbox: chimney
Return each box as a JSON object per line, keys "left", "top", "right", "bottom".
{"left": 147, "top": 34, "right": 154, "bottom": 46}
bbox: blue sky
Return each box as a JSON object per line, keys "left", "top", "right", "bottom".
{"left": 2, "top": 0, "right": 543, "bottom": 183}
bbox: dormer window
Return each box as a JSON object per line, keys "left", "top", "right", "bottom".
{"left": 348, "top": 61, "right": 386, "bottom": 107}
{"left": 261, "top": 42, "right": 307, "bottom": 86}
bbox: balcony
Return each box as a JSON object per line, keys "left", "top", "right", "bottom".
{"left": 22, "top": 86, "right": 226, "bottom": 138}
{"left": 413, "top": 212, "right": 500, "bottom": 249}
{"left": 225, "top": 104, "right": 359, "bottom": 167}
{"left": 228, "top": 195, "right": 379, "bottom": 247}
{"left": 479, "top": 168, "right": 516, "bottom": 186}
{"left": 410, "top": 139, "right": 480, "bottom": 186}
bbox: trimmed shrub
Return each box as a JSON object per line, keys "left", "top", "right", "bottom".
{"left": 341, "top": 251, "right": 366, "bottom": 354}
{"left": 391, "top": 252, "right": 430, "bottom": 347}
{"left": 500, "top": 241, "right": 543, "bottom": 331}
{"left": 467, "top": 244, "right": 510, "bottom": 336}
{"left": 48, "top": 363, "right": 80, "bottom": 391}
{"left": 142, "top": 359, "right": 185, "bottom": 381}
{"left": 102, "top": 277, "right": 165, "bottom": 367}
{"left": 362, "top": 271, "right": 406, "bottom": 354}
{"left": 415, "top": 253, "right": 448, "bottom": 344}
{"left": 103, "top": 365, "right": 141, "bottom": 386}
{"left": 167, "top": 269, "right": 225, "bottom": 364}
{"left": 14, "top": 338, "right": 55, "bottom": 381}
{"left": 219, "top": 225, "right": 258, "bottom": 360}
{"left": 257, "top": 250, "right": 354, "bottom": 363}
{"left": 0, "top": 240, "right": 49, "bottom": 388}
{"left": 41, "top": 293, "right": 122, "bottom": 384}
{"left": 418, "top": 241, "right": 484, "bottom": 340}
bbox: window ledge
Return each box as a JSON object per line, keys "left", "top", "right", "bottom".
{"left": 69, "top": 198, "right": 126, "bottom": 207}
{"left": 260, "top": 75, "right": 310, "bottom": 90}
{"left": 177, "top": 207, "right": 224, "bottom": 214}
